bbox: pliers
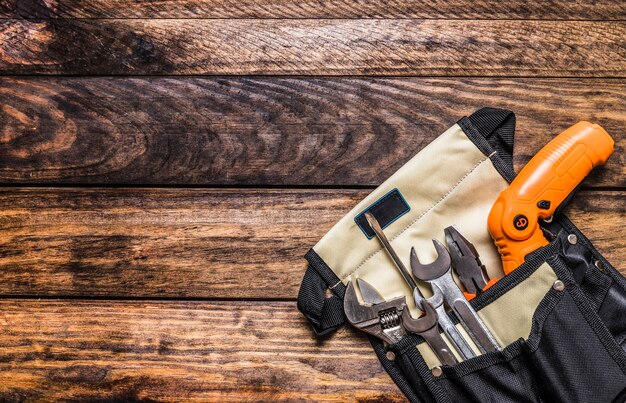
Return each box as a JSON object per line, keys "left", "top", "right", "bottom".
{"left": 445, "top": 226, "right": 498, "bottom": 300}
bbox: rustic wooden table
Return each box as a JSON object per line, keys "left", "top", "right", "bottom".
{"left": 0, "top": 1, "right": 624, "bottom": 400}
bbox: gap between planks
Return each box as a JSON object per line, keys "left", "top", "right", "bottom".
{"left": 1, "top": 0, "right": 625, "bottom": 19}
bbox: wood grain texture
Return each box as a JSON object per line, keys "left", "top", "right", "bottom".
{"left": 0, "top": 188, "right": 622, "bottom": 299}
{"left": 1, "top": 77, "right": 624, "bottom": 187}
{"left": 0, "top": 1, "right": 622, "bottom": 399}
{"left": 0, "top": 299, "right": 404, "bottom": 401}
{"left": 3, "top": 0, "right": 625, "bottom": 19}
{"left": 1, "top": 19, "right": 624, "bottom": 76}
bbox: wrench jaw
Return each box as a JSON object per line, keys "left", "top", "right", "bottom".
{"left": 424, "top": 285, "right": 476, "bottom": 360}
{"left": 410, "top": 241, "right": 451, "bottom": 282}
{"left": 408, "top": 244, "right": 477, "bottom": 359}
{"left": 343, "top": 279, "right": 407, "bottom": 345}
{"left": 401, "top": 299, "right": 438, "bottom": 334}
{"left": 412, "top": 239, "right": 501, "bottom": 354}
{"left": 402, "top": 301, "right": 461, "bottom": 367}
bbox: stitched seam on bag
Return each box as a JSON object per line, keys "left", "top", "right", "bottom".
{"left": 564, "top": 286, "right": 626, "bottom": 374}
{"left": 332, "top": 156, "right": 491, "bottom": 288}
{"left": 354, "top": 188, "right": 410, "bottom": 239}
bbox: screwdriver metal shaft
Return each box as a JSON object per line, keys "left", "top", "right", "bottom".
{"left": 364, "top": 211, "right": 424, "bottom": 309}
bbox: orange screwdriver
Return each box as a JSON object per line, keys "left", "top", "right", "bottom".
{"left": 488, "top": 121, "right": 615, "bottom": 274}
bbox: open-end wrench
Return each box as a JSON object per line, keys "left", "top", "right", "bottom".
{"left": 411, "top": 241, "right": 500, "bottom": 353}
{"left": 416, "top": 270, "right": 475, "bottom": 360}
{"left": 344, "top": 277, "right": 461, "bottom": 365}
{"left": 402, "top": 300, "right": 458, "bottom": 366}
{"left": 364, "top": 211, "right": 424, "bottom": 309}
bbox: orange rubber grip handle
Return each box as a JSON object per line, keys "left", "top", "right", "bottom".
{"left": 464, "top": 278, "right": 499, "bottom": 301}
{"left": 488, "top": 122, "right": 614, "bottom": 274}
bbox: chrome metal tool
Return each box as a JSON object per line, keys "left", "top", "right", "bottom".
{"left": 343, "top": 278, "right": 407, "bottom": 344}
{"left": 445, "top": 226, "right": 494, "bottom": 296}
{"left": 410, "top": 268, "right": 476, "bottom": 360}
{"left": 344, "top": 277, "right": 459, "bottom": 366}
{"left": 364, "top": 212, "right": 474, "bottom": 360}
{"left": 402, "top": 300, "right": 459, "bottom": 366}
{"left": 411, "top": 241, "right": 500, "bottom": 353}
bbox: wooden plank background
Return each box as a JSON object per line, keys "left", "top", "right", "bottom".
{"left": 0, "top": 1, "right": 624, "bottom": 401}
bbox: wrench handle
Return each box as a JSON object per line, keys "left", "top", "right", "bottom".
{"left": 421, "top": 327, "right": 459, "bottom": 366}
{"left": 434, "top": 305, "right": 475, "bottom": 360}
{"left": 453, "top": 301, "right": 499, "bottom": 353}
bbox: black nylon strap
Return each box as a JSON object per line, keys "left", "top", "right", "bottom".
{"left": 370, "top": 336, "right": 425, "bottom": 403}
{"left": 468, "top": 108, "right": 515, "bottom": 161}
{"left": 297, "top": 249, "right": 346, "bottom": 336}
{"left": 458, "top": 107, "right": 517, "bottom": 182}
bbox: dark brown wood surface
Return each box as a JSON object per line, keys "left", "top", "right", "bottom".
{"left": 0, "top": 1, "right": 624, "bottom": 400}
{"left": 0, "top": 299, "right": 405, "bottom": 401}
{"left": 3, "top": 0, "right": 625, "bottom": 19}
{"left": 1, "top": 77, "right": 624, "bottom": 186}
{"left": 0, "top": 188, "right": 622, "bottom": 299}
{"left": 1, "top": 19, "right": 625, "bottom": 76}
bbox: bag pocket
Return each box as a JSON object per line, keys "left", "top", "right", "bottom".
{"left": 388, "top": 241, "right": 626, "bottom": 403}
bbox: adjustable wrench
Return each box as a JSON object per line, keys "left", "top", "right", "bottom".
{"left": 411, "top": 241, "right": 500, "bottom": 353}
{"left": 343, "top": 278, "right": 407, "bottom": 344}
{"left": 344, "top": 278, "right": 459, "bottom": 365}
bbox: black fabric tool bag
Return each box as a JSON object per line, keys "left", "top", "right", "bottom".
{"left": 297, "top": 108, "right": 626, "bottom": 402}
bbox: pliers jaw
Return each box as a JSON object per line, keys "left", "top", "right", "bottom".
{"left": 444, "top": 226, "right": 490, "bottom": 295}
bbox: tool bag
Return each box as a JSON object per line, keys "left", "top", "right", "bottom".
{"left": 297, "top": 108, "right": 626, "bottom": 402}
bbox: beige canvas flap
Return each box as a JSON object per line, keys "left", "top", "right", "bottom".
{"left": 313, "top": 123, "right": 509, "bottom": 313}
